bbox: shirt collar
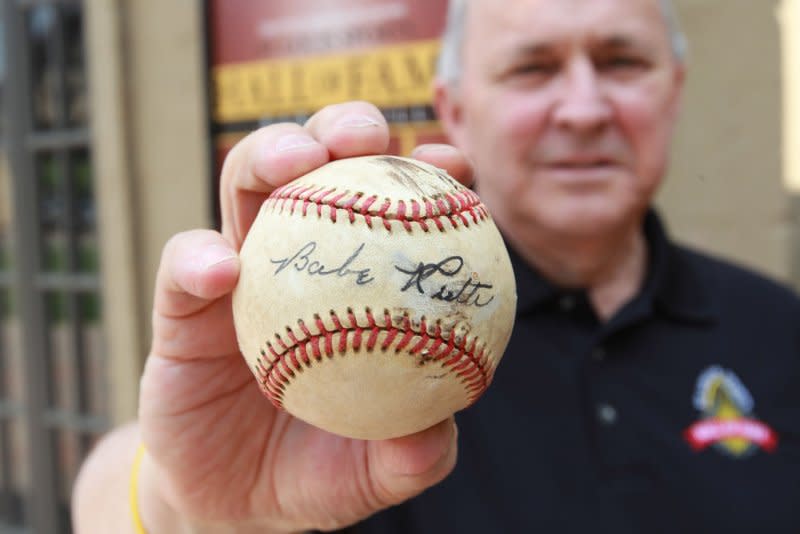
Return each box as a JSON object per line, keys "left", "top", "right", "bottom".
{"left": 645, "top": 210, "right": 716, "bottom": 323}
{"left": 508, "top": 209, "right": 716, "bottom": 323}
{"left": 507, "top": 241, "right": 560, "bottom": 314}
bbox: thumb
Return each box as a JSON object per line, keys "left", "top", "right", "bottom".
{"left": 366, "top": 418, "right": 458, "bottom": 507}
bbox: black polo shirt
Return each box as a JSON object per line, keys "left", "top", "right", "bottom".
{"left": 347, "top": 210, "right": 800, "bottom": 534}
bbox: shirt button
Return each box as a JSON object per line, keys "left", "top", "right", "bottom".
{"left": 592, "top": 347, "right": 606, "bottom": 361}
{"left": 596, "top": 403, "right": 618, "bottom": 425}
{"left": 558, "top": 295, "right": 576, "bottom": 312}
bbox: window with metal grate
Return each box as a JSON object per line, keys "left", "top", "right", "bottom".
{"left": 1, "top": 1, "right": 107, "bottom": 532}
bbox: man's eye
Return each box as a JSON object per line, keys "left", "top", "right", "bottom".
{"left": 601, "top": 56, "right": 646, "bottom": 70}
{"left": 512, "top": 63, "right": 557, "bottom": 75}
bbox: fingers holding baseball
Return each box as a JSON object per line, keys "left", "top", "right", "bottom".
{"left": 220, "top": 102, "right": 390, "bottom": 246}
{"left": 220, "top": 123, "right": 330, "bottom": 245}
{"left": 411, "top": 144, "right": 475, "bottom": 188}
{"left": 304, "top": 101, "right": 390, "bottom": 159}
{"left": 151, "top": 229, "right": 240, "bottom": 359}
{"left": 367, "top": 418, "right": 458, "bottom": 507}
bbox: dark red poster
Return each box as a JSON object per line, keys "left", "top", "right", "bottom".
{"left": 208, "top": 0, "right": 451, "bottom": 226}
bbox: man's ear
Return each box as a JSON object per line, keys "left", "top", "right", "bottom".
{"left": 433, "top": 79, "right": 467, "bottom": 150}
{"left": 668, "top": 63, "right": 686, "bottom": 123}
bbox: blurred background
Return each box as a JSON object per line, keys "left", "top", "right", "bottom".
{"left": 0, "top": 0, "right": 796, "bottom": 531}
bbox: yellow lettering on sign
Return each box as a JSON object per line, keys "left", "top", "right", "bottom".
{"left": 213, "top": 40, "right": 440, "bottom": 122}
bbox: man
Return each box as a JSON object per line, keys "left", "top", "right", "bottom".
{"left": 73, "top": 0, "right": 800, "bottom": 533}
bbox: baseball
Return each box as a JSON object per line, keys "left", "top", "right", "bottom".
{"left": 232, "top": 155, "right": 516, "bottom": 440}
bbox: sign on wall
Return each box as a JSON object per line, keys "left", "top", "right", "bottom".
{"left": 208, "top": 0, "right": 450, "bottom": 185}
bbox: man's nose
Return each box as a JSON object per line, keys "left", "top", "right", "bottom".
{"left": 552, "top": 58, "right": 612, "bottom": 135}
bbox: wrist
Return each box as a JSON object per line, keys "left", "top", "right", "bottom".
{"left": 135, "top": 445, "right": 187, "bottom": 534}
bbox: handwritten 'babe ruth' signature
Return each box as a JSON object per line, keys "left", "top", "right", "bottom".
{"left": 394, "top": 256, "right": 495, "bottom": 308}
{"left": 270, "top": 241, "right": 375, "bottom": 286}
{"left": 270, "top": 243, "right": 494, "bottom": 308}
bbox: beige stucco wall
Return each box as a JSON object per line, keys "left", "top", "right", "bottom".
{"left": 658, "top": 0, "right": 790, "bottom": 281}
{"left": 86, "top": 0, "right": 141, "bottom": 423}
{"left": 87, "top": 0, "right": 210, "bottom": 422}
{"left": 123, "top": 0, "right": 212, "bottom": 331}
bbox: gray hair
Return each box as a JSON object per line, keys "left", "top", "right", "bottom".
{"left": 437, "top": 0, "right": 688, "bottom": 84}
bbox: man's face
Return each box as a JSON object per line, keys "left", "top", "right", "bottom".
{"left": 437, "top": 0, "right": 685, "bottom": 240}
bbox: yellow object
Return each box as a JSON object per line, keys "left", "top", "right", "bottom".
{"left": 129, "top": 443, "right": 149, "bottom": 534}
{"left": 213, "top": 40, "right": 441, "bottom": 121}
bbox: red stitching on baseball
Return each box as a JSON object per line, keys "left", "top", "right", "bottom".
{"left": 265, "top": 181, "right": 489, "bottom": 232}
{"left": 314, "top": 188, "right": 337, "bottom": 219}
{"left": 342, "top": 193, "right": 361, "bottom": 224}
{"left": 254, "top": 308, "right": 492, "bottom": 410}
{"left": 361, "top": 195, "right": 378, "bottom": 228}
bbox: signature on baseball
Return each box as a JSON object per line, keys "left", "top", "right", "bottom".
{"left": 270, "top": 241, "right": 374, "bottom": 285}
{"left": 395, "top": 256, "right": 495, "bottom": 308}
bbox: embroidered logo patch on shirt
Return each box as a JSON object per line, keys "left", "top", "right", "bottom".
{"left": 683, "top": 365, "right": 778, "bottom": 457}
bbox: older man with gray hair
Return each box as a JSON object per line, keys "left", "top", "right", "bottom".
{"left": 74, "top": 0, "right": 800, "bottom": 533}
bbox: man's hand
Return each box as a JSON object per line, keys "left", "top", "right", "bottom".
{"left": 74, "top": 102, "right": 473, "bottom": 534}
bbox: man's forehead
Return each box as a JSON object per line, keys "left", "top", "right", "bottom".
{"left": 467, "top": 0, "right": 669, "bottom": 44}
{"left": 469, "top": 0, "right": 663, "bottom": 16}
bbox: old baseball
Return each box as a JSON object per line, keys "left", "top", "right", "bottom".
{"left": 232, "top": 155, "right": 516, "bottom": 440}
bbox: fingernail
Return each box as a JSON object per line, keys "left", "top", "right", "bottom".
{"left": 444, "top": 420, "right": 458, "bottom": 459}
{"left": 390, "top": 419, "right": 457, "bottom": 477}
{"left": 275, "top": 134, "right": 318, "bottom": 152}
{"left": 413, "top": 144, "right": 456, "bottom": 154}
{"left": 443, "top": 420, "right": 459, "bottom": 466}
{"left": 200, "top": 244, "right": 237, "bottom": 270}
{"left": 420, "top": 419, "right": 457, "bottom": 476}
{"left": 336, "top": 114, "right": 382, "bottom": 129}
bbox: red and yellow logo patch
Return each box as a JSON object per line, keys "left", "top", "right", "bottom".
{"left": 684, "top": 366, "right": 778, "bottom": 457}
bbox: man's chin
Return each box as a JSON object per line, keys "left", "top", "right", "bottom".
{"left": 535, "top": 204, "right": 635, "bottom": 238}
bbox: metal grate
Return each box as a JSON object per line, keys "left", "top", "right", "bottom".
{"left": 1, "top": 0, "right": 107, "bottom": 532}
